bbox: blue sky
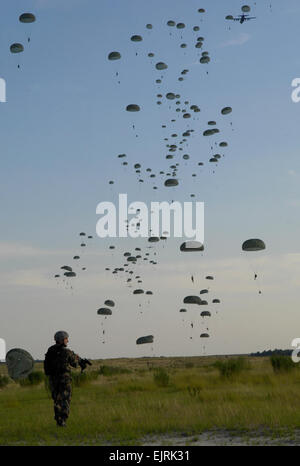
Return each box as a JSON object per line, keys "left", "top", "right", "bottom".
{"left": 1, "top": 0, "right": 300, "bottom": 359}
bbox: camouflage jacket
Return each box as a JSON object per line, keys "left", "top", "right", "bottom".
{"left": 44, "top": 344, "right": 81, "bottom": 377}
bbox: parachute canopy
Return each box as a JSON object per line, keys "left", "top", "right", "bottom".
{"left": 97, "top": 308, "right": 112, "bottom": 316}
{"left": 126, "top": 104, "right": 140, "bottom": 112}
{"left": 180, "top": 241, "right": 204, "bottom": 252}
{"left": 184, "top": 296, "right": 202, "bottom": 305}
{"left": 221, "top": 107, "right": 232, "bottom": 115}
{"left": 104, "top": 300, "right": 115, "bottom": 307}
{"left": 64, "top": 272, "right": 76, "bottom": 277}
{"left": 108, "top": 51, "right": 121, "bottom": 60}
{"left": 10, "top": 43, "right": 24, "bottom": 54}
{"left": 242, "top": 239, "right": 266, "bottom": 251}
{"left": 148, "top": 237, "right": 159, "bottom": 242}
{"left": 156, "top": 62, "right": 168, "bottom": 70}
{"left": 61, "top": 266, "right": 72, "bottom": 272}
{"left": 131, "top": 35, "right": 143, "bottom": 42}
{"left": 241, "top": 5, "right": 251, "bottom": 12}
{"left": 165, "top": 179, "right": 178, "bottom": 187}
{"left": 6, "top": 348, "right": 34, "bottom": 380}
{"left": 136, "top": 335, "right": 154, "bottom": 345}
{"left": 19, "top": 13, "right": 36, "bottom": 23}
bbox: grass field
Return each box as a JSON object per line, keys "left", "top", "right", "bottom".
{"left": 1, "top": 355, "right": 300, "bottom": 445}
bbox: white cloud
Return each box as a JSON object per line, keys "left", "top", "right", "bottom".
{"left": 0, "top": 242, "right": 62, "bottom": 258}
{"left": 220, "top": 33, "right": 251, "bottom": 47}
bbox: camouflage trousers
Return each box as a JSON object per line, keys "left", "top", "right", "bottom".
{"left": 49, "top": 375, "right": 72, "bottom": 424}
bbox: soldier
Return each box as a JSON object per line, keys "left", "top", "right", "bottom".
{"left": 44, "top": 331, "right": 89, "bottom": 427}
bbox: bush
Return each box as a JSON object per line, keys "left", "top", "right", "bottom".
{"left": 19, "top": 371, "right": 45, "bottom": 386}
{"left": 214, "top": 358, "right": 250, "bottom": 378}
{"left": 72, "top": 370, "right": 99, "bottom": 387}
{"left": 99, "top": 365, "right": 131, "bottom": 376}
{"left": 153, "top": 368, "right": 170, "bottom": 387}
{"left": 270, "top": 355, "right": 296, "bottom": 373}
{"left": 184, "top": 362, "right": 194, "bottom": 369}
{"left": 0, "top": 375, "right": 10, "bottom": 388}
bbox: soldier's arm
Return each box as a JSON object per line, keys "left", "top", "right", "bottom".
{"left": 66, "top": 348, "right": 82, "bottom": 368}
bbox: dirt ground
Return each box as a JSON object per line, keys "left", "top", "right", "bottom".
{"left": 141, "top": 430, "right": 300, "bottom": 446}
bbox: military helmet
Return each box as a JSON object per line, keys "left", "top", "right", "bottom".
{"left": 54, "top": 331, "right": 69, "bottom": 343}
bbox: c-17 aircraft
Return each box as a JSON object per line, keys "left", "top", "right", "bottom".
{"left": 233, "top": 14, "right": 256, "bottom": 24}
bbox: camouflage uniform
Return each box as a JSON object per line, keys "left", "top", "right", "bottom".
{"left": 44, "top": 344, "right": 82, "bottom": 426}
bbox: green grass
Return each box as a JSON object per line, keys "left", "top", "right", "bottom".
{"left": 214, "top": 357, "right": 251, "bottom": 378}
{"left": 19, "top": 371, "right": 45, "bottom": 387}
{"left": 0, "top": 356, "right": 300, "bottom": 445}
{"left": 270, "top": 355, "right": 297, "bottom": 373}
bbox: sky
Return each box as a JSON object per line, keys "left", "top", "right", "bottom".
{"left": 1, "top": 0, "right": 300, "bottom": 360}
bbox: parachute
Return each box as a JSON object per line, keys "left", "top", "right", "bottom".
{"left": 136, "top": 335, "right": 154, "bottom": 345}
{"left": 131, "top": 35, "right": 143, "bottom": 42}
{"left": 203, "top": 129, "right": 216, "bottom": 136}
{"left": 241, "top": 5, "right": 251, "bottom": 12}
{"left": 10, "top": 43, "right": 24, "bottom": 53}
{"left": 108, "top": 51, "right": 121, "bottom": 60}
{"left": 126, "top": 104, "right": 140, "bottom": 112}
{"left": 164, "top": 179, "right": 178, "bottom": 187}
{"left": 104, "top": 300, "right": 115, "bottom": 307}
{"left": 242, "top": 239, "right": 266, "bottom": 251}
{"left": 61, "top": 266, "right": 72, "bottom": 272}
{"left": 180, "top": 241, "right": 204, "bottom": 252}
{"left": 184, "top": 296, "right": 202, "bottom": 305}
{"left": 221, "top": 107, "right": 232, "bottom": 115}
{"left": 19, "top": 13, "right": 36, "bottom": 23}
{"left": 166, "top": 93, "right": 176, "bottom": 100}
{"left": 6, "top": 348, "right": 34, "bottom": 380}
{"left": 97, "top": 308, "right": 112, "bottom": 315}
{"left": 64, "top": 272, "right": 76, "bottom": 277}
{"left": 156, "top": 62, "right": 168, "bottom": 70}
{"left": 200, "top": 56, "right": 210, "bottom": 64}
{"left": 148, "top": 237, "right": 159, "bottom": 242}
{"left": 133, "top": 289, "right": 144, "bottom": 294}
